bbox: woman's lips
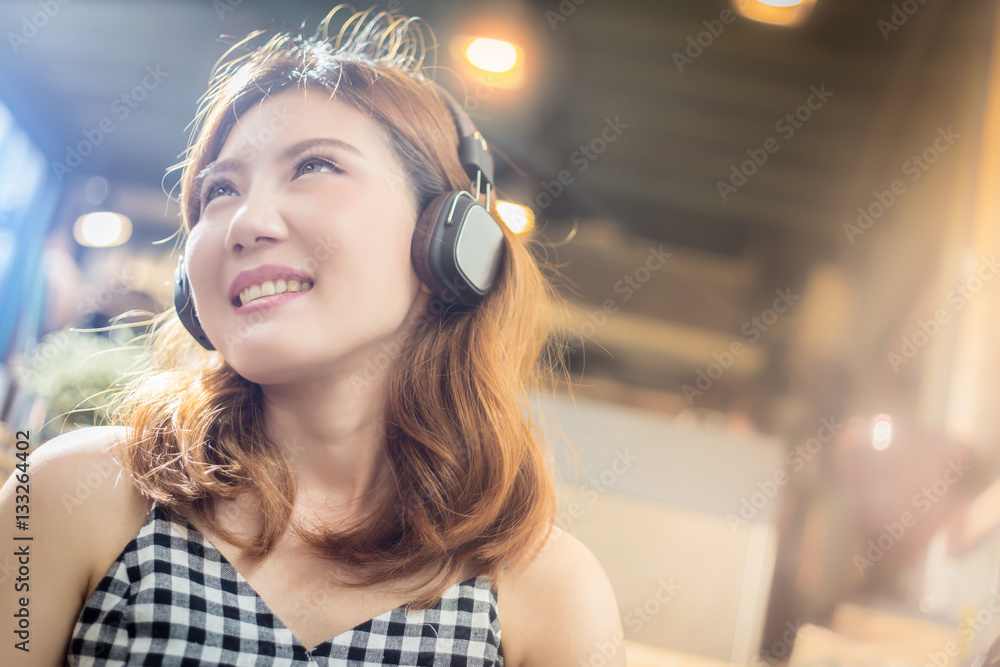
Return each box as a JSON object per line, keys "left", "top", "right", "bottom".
{"left": 232, "top": 288, "right": 310, "bottom": 314}
{"left": 229, "top": 264, "right": 315, "bottom": 305}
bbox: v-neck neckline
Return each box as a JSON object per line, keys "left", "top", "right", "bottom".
{"left": 164, "top": 505, "right": 484, "bottom": 653}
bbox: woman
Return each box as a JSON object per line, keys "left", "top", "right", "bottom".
{"left": 0, "top": 7, "right": 625, "bottom": 666}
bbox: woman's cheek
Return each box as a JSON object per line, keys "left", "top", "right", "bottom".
{"left": 185, "top": 231, "right": 224, "bottom": 311}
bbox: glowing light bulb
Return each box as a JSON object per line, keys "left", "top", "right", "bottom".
{"left": 74, "top": 211, "right": 132, "bottom": 248}
{"left": 466, "top": 38, "right": 518, "bottom": 73}
{"left": 496, "top": 201, "right": 533, "bottom": 234}
{"left": 732, "top": 0, "right": 816, "bottom": 27}
{"left": 872, "top": 416, "right": 892, "bottom": 451}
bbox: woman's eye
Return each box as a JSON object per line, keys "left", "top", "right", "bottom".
{"left": 297, "top": 157, "right": 342, "bottom": 176}
{"left": 202, "top": 182, "right": 236, "bottom": 207}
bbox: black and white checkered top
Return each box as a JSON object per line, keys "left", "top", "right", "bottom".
{"left": 66, "top": 504, "right": 504, "bottom": 666}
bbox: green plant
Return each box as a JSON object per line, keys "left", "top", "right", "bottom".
{"left": 18, "top": 330, "right": 146, "bottom": 440}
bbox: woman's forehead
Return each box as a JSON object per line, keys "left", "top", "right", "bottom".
{"left": 215, "top": 88, "right": 388, "bottom": 163}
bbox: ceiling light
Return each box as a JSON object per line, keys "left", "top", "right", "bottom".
{"left": 872, "top": 414, "right": 892, "bottom": 451}
{"left": 465, "top": 37, "right": 519, "bottom": 73}
{"left": 73, "top": 211, "right": 132, "bottom": 248}
{"left": 732, "top": 0, "right": 817, "bottom": 27}
{"left": 496, "top": 201, "right": 533, "bottom": 234}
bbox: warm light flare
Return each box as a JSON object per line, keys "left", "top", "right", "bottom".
{"left": 495, "top": 201, "right": 534, "bottom": 234}
{"left": 73, "top": 211, "right": 132, "bottom": 248}
{"left": 872, "top": 415, "right": 892, "bottom": 451}
{"left": 732, "top": 0, "right": 817, "bottom": 27}
{"left": 465, "top": 38, "right": 519, "bottom": 73}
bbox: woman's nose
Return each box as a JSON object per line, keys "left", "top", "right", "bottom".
{"left": 225, "top": 189, "right": 289, "bottom": 254}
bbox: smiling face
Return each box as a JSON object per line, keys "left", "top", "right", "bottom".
{"left": 184, "top": 87, "right": 432, "bottom": 386}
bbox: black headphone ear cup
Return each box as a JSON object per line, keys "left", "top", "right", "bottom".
{"left": 173, "top": 255, "right": 216, "bottom": 351}
{"left": 411, "top": 192, "right": 453, "bottom": 300}
{"left": 411, "top": 191, "right": 505, "bottom": 310}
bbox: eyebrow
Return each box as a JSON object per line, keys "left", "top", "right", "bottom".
{"left": 194, "top": 137, "right": 365, "bottom": 196}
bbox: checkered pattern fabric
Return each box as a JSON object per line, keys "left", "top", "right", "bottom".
{"left": 66, "top": 504, "right": 503, "bottom": 666}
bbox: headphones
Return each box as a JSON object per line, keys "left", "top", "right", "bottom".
{"left": 174, "top": 86, "right": 505, "bottom": 352}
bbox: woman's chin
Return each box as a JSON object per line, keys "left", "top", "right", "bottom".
{"left": 231, "top": 363, "right": 311, "bottom": 388}
{"left": 220, "top": 344, "right": 311, "bottom": 384}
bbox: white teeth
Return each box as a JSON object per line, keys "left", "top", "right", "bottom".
{"left": 239, "top": 278, "right": 313, "bottom": 306}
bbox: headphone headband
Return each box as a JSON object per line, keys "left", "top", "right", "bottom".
{"left": 434, "top": 88, "right": 495, "bottom": 203}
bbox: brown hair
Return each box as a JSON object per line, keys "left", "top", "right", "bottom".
{"left": 110, "top": 6, "right": 571, "bottom": 608}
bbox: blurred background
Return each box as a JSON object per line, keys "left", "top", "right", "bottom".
{"left": 2, "top": 0, "right": 1000, "bottom": 664}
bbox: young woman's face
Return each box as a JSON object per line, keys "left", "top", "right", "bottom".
{"left": 184, "top": 87, "right": 431, "bottom": 386}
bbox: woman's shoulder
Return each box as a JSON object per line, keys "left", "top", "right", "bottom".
{"left": 26, "top": 425, "right": 145, "bottom": 505}
{"left": 21, "top": 426, "right": 153, "bottom": 588}
{"left": 29, "top": 423, "right": 129, "bottom": 461}
{"left": 0, "top": 425, "right": 152, "bottom": 665}
{"left": 28, "top": 423, "right": 151, "bottom": 517}
{"left": 496, "top": 525, "right": 626, "bottom": 667}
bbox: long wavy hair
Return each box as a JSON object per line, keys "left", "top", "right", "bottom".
{"left": 110, "top": 6, "right": 571, "bottom": 608}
